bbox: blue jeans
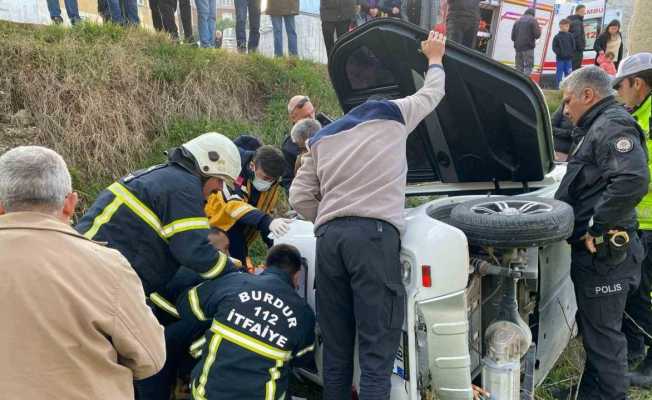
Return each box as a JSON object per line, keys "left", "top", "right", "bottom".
{"left": 195, "top": 0, "right": 217, "bottom": 47}
{"left": 107, "top": 0, "right": 140, "bottom": 25}
{"left": 271, "top": 15, "right": 297, "bottom": 57}
{"left": 556, "top": 58, "right": 573, "bottom": 87}
{"left": 235, "top": 0, "right": 260, "bottom": 51}
{"left": 47, "top": 0, "right": 80, "bottom": 22}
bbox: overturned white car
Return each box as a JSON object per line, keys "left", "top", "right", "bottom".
{"left": 278, "top": 19, "right": 576, "bottom": 400}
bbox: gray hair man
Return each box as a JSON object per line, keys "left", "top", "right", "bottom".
{"left": 282, "top": 96, "right": 317, "bottom": 191}
{"left": 555, "top": 67, "right": 649, "bottom": 399}
{"left": 291, "top": 117, "right": 322, "bottom": 151}
{"left": 290, "top": 118, "right": 322, "bottom": 176}
{"left": 0, "top": 146, "right": 165, "bottom": 399}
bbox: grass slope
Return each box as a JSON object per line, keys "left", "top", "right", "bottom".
{"left": 0, "top": 20, "right": 340, "bottom": 211}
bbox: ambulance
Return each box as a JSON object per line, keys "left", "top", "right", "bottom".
{"left": 427, "top": 0, "right": 621, "bottom": 86}
{"left": 540, "top": 0, "right": 622, "bottom": 87}
{"left": 432, "top": 0, "right": 556, "bottom": 83}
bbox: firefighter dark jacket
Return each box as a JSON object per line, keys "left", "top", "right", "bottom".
{"left": 177, "top": 267, "right": 316, "bottom": 400}
{"left": 76, "top": 148, "right": 237, "bottom": 295}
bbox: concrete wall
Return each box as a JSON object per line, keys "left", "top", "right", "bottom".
{"left": 257, "top": 13, "right": 328, "bottom": 63}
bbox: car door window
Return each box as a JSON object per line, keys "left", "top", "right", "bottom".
{"left": 345, "top": 46, "right": 397, "bottom": 91}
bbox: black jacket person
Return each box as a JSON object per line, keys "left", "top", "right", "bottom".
{"left": 446, "top": 0, "right": 481, "bottom": 48}
{"left": 567, "top": 5, "right": 587, "bottom": 70}
{"left": 555, "top": 66, "right": 649, "bottom": 400}
{"left": 76, "top": 133, "right": 242, "bottom": 295}
{"left": 176, "top": 244, "right": 315, "bottom": 400}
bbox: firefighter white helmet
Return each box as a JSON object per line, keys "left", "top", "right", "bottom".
{"left": 182, "top": 132, "right": 241, "bottom": 186}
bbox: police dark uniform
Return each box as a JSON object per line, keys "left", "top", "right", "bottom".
{"left": 176, "top": 267, "right": 316, "bottom": 400}
{"left": 204, "top": 147, "right": 282, "bottom": 265}
{"left": 555, "top": 96, "right": 649, "bottom": 399}
{"left": 76, "top": 147, "right": 237, "bottom": 295}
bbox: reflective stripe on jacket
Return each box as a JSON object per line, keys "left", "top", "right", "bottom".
{"left": 76, "top": 163, "right": 236, "bottom": 294}
{"left": 177, "top": 268, "right": 316, "bottom": 400}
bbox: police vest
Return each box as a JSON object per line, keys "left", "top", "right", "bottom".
{"left": 634, "top": 94, "right": 652, "bottom": 230}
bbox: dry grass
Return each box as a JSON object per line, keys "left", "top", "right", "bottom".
{"left": 0, "top": 20, "right": 339, "bottom": 209}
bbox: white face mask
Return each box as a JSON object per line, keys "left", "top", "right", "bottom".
{"left": 253, "top": 177, "right": 273, "bottom": 192}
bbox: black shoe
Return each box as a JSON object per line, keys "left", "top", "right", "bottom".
{"left": 51, "top": 16, "right": 64, "bottom": 24}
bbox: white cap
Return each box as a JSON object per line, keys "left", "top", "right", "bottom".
{"left": 612, "top": 52, "right": 652, "bottom": 88}
{"left": 182, "top": 132, "right": 241, "bottom": 186}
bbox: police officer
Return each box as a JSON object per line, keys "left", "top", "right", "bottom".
{"left": 555, "top": 66, "right": 649, "bottom": 399}
{"left": 76, "top": 132, "right": 242, "bottom": 295}
{"left": 205, "top": 143, "right": 290, "bottom": 265}
{"left": 176, "top": 244, "right": 316, "bottom": 400}
{"left": 613, "top": 53, "right": 652, "bottom": 385}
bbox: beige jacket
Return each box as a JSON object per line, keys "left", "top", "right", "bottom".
{"left": 0, "top": 212, "right": 165, "bottom": 399}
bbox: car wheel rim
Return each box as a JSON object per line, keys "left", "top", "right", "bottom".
{"left": 470, "top": 200, "right": 553, "bottom": 216}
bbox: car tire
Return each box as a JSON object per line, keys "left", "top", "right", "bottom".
{"left": 449, "top": 196, "right": 574, "bottom": 248}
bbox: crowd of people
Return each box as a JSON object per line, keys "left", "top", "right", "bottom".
{"left": 45, "top": 0, "right": 405, "bottom": 55}
{"left": 507, "top": 4, "right": 626, "bottom": 85}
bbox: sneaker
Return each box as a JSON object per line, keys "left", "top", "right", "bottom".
{"left": 51, "top": 16, "right": 64, "bottom": 25}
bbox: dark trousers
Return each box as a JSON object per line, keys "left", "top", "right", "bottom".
{"left": 446, "top": 16, "right": 479, "bottom": 48}
{"left": 624, "top": 231, "right": 652, "bottom": 361}
{"left": 570, "top": 235, "right": 643, "bottom": 399}
{"left": 235, "top": 0, "right": 261, "bottom": 51}
{"left": 149, "top": 0, "right": 193, "bottom": 39}
{"left": 321, "top": 20, "right": 350, "bottom": 58}
{"left": 572, "top": 51, "right": 584, "bottom": 71}
{"left": 135, "top": 319, "right": 199, "bottom": 400}
{"left": 515, "top": 49, "right": 535, "bottom": 76}
{"left": 316, "top": 217, "right": 405, "bottom": 400}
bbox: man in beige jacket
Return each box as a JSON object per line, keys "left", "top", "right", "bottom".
{"left": 0, "top": 146, "right": 166, "bottom": 399}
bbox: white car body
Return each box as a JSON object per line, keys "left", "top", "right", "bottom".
{"left": 278, "top": 165, "right": 576, "bottom": 400}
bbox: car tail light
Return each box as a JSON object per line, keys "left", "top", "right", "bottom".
{"left": 421, "top": 265, "right": 432, "bottom": 287}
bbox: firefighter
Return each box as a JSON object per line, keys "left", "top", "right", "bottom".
{"left": 176, "top": 244, "right": 316, "bottom": 400}
{"left": 612, "top": 53, "right": 652, "bottom": 386}
{"left": 555, "top": 66, "right": 649, "bottom": 399}
{"left": 204, "top": 143, "right": 290, "bottom": 265}
{"left": 76, "top": 132, "right": 241, "bottom": 295}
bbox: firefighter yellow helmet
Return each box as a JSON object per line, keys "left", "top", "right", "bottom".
{"left": 182, "top": 132, "right": 241, "bottom": 186}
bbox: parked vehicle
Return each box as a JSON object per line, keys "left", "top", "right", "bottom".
{"left": 277, "top": 18, "right": 577, "bottom": 400}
